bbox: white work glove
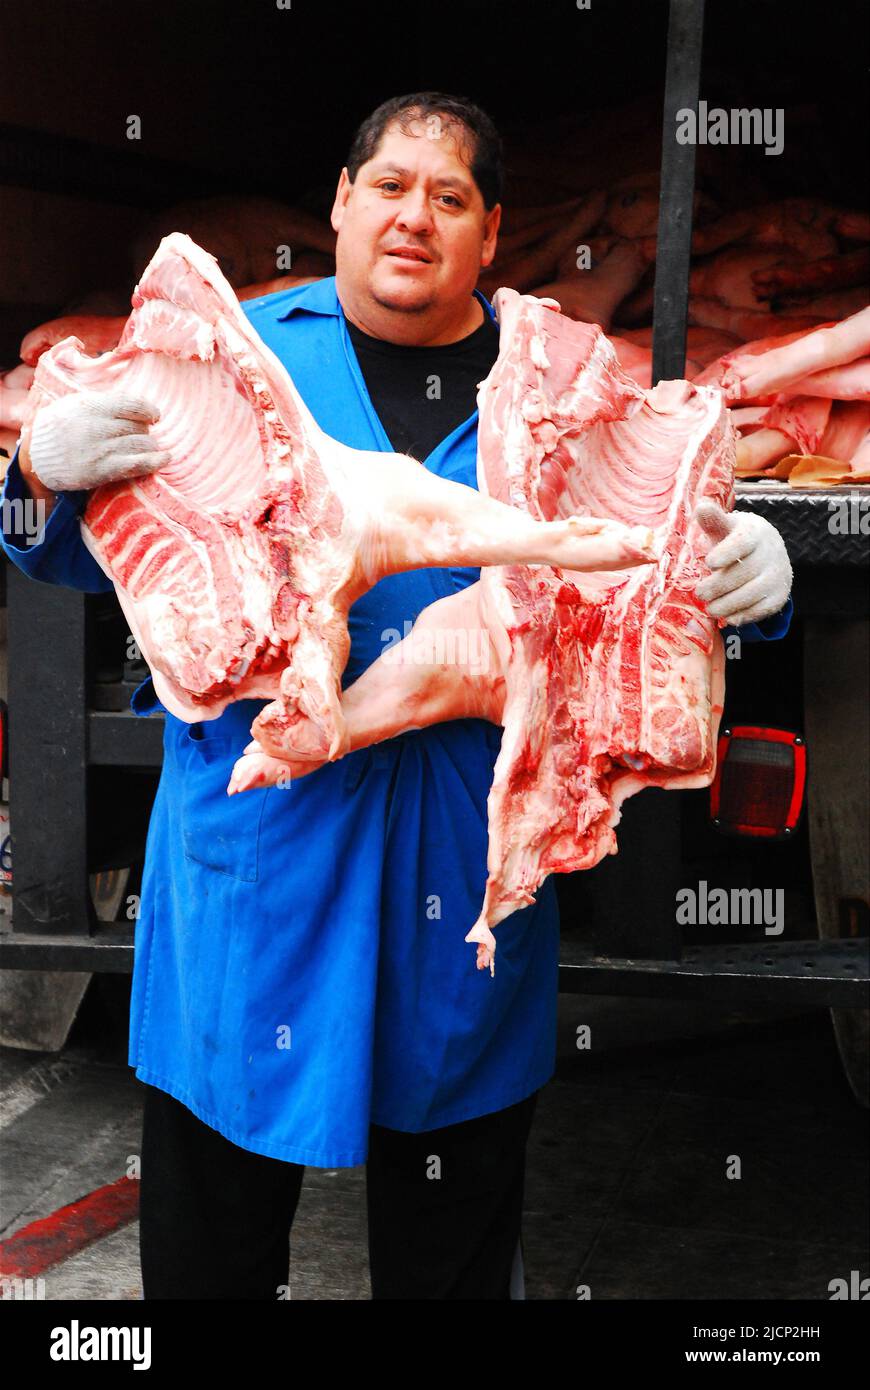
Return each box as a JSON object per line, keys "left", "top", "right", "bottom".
{"left": 29, "top": 389, "right": 169, "bottom": 492}
{"left": 695, "top": 500, "right": 792, "bottom": 628}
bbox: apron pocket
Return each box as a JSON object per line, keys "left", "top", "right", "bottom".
{"left": 180, "top": 727, "right": 269, "bottom": 882}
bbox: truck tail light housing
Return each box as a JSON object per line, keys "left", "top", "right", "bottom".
{"left": 710, "top": 726, "right": 806, "bottom": 839}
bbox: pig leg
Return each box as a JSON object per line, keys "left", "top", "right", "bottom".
{"left": 722, "top": 307, "right": 870, "bottom": 402}
{"left": 233, "top": 584, "right": 505, "bottom": 789}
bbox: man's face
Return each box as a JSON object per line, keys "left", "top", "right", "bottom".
{"left": 330, "top": 117, "right": 500, "bottom": 335}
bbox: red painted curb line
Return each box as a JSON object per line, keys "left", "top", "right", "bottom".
{"left": 0, "top": 1177, "right": 140, "bottom": 1279}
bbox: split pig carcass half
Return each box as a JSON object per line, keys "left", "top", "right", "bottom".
{"left": 22, "top": 234, "right": 658, "bottom": 764}
{"left": 236, "top": 289, "right": 735, "bottom": 971}
{"left": 468, "top": 291, "right": 734, "bottom": 966}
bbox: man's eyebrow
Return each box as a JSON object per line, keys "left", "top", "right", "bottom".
{"left": 368, "top": 163, "right": 474, "bottom": 196}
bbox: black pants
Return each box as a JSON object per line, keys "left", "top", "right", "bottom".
{"left": 138, "top": 1082, "right": 538, "bottom": 1300}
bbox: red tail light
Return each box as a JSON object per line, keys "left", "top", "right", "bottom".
{"left": 710, "top": 726, "right": 806, "bottom": 839}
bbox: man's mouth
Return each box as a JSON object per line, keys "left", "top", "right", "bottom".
{"left": 385, "top": 247, "right": 433, "bottom": 263}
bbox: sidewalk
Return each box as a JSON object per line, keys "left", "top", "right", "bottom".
{"left": 1, "top": 992, "right": 866, "bottom": 1300}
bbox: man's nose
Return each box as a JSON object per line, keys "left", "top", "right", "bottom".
{"left": 395, "top": 192, "right": 434, "bottom": 235}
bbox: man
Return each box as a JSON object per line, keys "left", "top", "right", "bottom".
{"left": 1, "top": 92, "right": 792, "bottom": 1300}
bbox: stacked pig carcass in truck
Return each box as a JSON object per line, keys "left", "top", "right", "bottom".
{"left": 2, "top": 100, "right": 868, "bottom": 480}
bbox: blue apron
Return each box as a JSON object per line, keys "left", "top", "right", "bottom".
{"left": 0, "top": 279, "right": 791, "bottom": 1166}
{"left": 2, "top": 280, "right": 560, "bottom": 1166}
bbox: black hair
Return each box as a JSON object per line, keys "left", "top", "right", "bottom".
{"left": 345, "top": 91, "right": 503, "bottom": 210}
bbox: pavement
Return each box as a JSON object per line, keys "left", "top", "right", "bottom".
{"left": 1, "top": 986, "right": 867, "bottom": 1300}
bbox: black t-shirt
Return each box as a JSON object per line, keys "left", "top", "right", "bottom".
{"left": 345, "top": 304, "right": 500, "bottom": 461}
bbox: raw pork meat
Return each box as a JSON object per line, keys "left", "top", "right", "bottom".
{"left": 23, "top": 235, "right": 657, "bottom": 763}
{"left": 532, "top": 239, "right": 652, "bottom": 332}
{"left": 751, "top": 247, "right": 870, "bottom": 301}
{"left": 131, "top": 196, "right": 337, "bottom": 287}
{"left": 21, "top": 316, "right": 128, "bottom": 366}
{"left": 0, "top": 364, "right": 35, "bottom": 427}
{"left": 234, "top": 290, "right": 734, "bottom": 971}
{"left": 700, "top": 307, "right": 870, "bottom": 403}
{"left": 697, "top": 309, "right": 870, "bottom": 482}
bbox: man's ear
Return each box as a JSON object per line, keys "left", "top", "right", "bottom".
{"left": 330, "top": 168, "right": 352, "bottom": 233}
{"left": 479, "top": 203, "right": 502, "bottom": 270}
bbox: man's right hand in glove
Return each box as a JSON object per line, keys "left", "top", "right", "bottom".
{"left": 19, "top": 389, "right": 169, "bottom": 510}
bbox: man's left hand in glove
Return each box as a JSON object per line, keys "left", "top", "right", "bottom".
{"left": 694, "top": 500, "right": 793, "bottom": 629}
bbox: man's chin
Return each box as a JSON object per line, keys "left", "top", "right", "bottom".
{"left": 371, "top": 296, "right": 433, "bottom": 315}
{"left": 369, "top": 269, "right": 436, "bottom": 314}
